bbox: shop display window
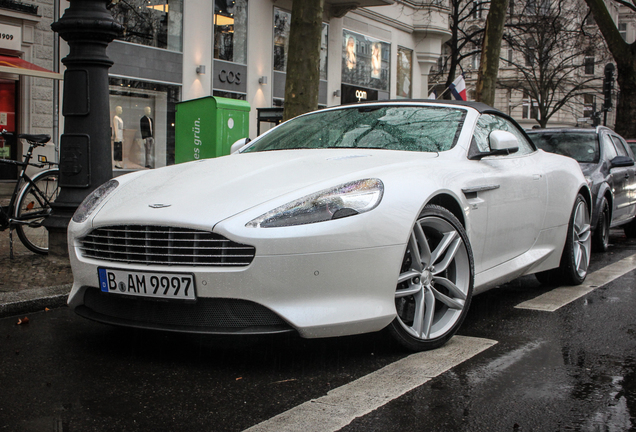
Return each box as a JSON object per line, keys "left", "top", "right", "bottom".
{"left": 273, "top": 8, "right": 328, "bottom": 80}
{"left": 397, "top": 47, "right": 413, "bottom": 99}
{"left": 214, "top": 0, "right": 248, "bottom": 64}
{"left": 109, "top": 78, "right": 180, "bottom": 170}
{"left": 342, "top": 29, "right": 390, "bottom": 92}
{"left": 110, "top": 0, "right": 183, "bottom": 51}
{"left": 0, "top": 79, "right": 17, "bottom": 180}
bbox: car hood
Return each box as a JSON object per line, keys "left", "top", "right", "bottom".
{"left": 92, "top": 149, "right": 438, "bottom": 228}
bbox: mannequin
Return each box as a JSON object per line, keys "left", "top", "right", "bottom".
{"left": 112, "top": 106, "right": 124, "bottom": 169}
{"left": 140, "top": 106, "right": 154, "bottom": 168}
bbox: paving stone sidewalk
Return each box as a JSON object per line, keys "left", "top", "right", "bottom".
{"left": 0, "top": 217, "right": 73, "bottom": 318}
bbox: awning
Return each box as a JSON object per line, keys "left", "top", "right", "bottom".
{"left": 0, "top": 55, "right": 63, "bottom": 80}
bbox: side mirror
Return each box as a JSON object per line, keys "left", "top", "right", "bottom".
{"left": 610, "top": 155, "right": 635, "bottom": 168}
{"left": 469, "top": 131, "right": 520, "bottom": 160}
{"left": 230, "top": 137, "right": 251, "bottom": 154}
{"left": 489, "top": 130, "right": 520, "bottom": 153}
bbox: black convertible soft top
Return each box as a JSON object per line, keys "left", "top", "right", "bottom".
{"left": 343, "top": 98, "right": 499, "bottom": 114}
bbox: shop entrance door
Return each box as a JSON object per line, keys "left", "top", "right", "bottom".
{"left": 0, "top": 79, "right": 18, "bottom": 180}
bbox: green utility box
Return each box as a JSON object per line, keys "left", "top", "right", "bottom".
{"left": 175, "top": 96, "right": 250, "bottom": 163}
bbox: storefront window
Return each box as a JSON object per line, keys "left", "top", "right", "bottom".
{"left": 342, "top": 30, "right": 390, "bottom": 92}
{"left": 110, "top": 0, "right": 183, "bottom": 51}
{"left": 0, "top": 79, "right": 17, "bottom": 180}
{"left": 397, "top": 47, "right": 412, "bottom": 99}
{"left": 109, "top": 78, "right": 180, "bottom": 170}
{"left": 214, "top": 0, "right": 248, "bottom": 64}
{"left": 273, "top": 8, "right": 328, "bottom": 80}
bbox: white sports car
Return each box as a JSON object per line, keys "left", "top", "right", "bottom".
{"left": 67, "top": 101, "right": 591, "bottom": 351}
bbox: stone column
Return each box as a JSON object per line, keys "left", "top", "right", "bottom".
{"left": 45, "top": 0, "right": 122, "bottom": 258}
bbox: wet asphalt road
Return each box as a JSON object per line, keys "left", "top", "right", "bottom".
{"left": 1, "top": 232, "right": 635, "bottom": 432}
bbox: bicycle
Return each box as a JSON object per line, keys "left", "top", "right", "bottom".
{"left": 0, "top": 130, "right": 60, "bottom": 257}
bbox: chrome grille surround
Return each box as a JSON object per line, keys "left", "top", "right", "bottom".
{"left": 78, "top": 225, "right": 255, "bottom": 266}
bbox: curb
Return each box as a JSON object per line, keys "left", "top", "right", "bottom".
{"left": 0, "top": 284, "right": 71, "bottom": 318}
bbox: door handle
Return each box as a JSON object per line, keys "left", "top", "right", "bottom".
{"left": 626, "top": 174, "right": 630, "bottom": 179}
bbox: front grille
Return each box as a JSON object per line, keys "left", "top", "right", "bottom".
{"left": 78, "top": 225, "right": 255, "bottom": 267}
{"left": 78, "top": 288, "right": 292, "bottom": 334}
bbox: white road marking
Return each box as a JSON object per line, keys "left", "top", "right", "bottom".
{"left": 516, "top": 253, "right": 636, "bottom": 312}
{"left": 243, "top": 336, "right": 497, "bottom": 432}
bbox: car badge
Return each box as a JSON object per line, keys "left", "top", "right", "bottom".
{"left": 149, "top": 203, "right": 171, "bottom": 209}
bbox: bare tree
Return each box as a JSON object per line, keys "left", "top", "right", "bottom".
{"left": 499, "top": 0, "right": 606, "bottom": 127}
{"left": 584, "top": 0, "right": 636, "bottom": 137}
{"left": 428, "top": 0, "right": 487, "bottom": 95}
{"left": 283, "top": 0, "right": 324, "bottom": 121}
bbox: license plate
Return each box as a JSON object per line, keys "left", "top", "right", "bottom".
{"left": 98, "top": 268, "right": 196, "bottom": 300}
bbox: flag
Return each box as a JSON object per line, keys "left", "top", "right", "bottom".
{"left": 428, "top": 90, "right": 437, "bottom": 100}
{"left": 449, "top": 75, "right": 467, "bottom": 101}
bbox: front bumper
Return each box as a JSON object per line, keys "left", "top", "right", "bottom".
{"left": 68, "top": 243, "right": 405, "bottom": 338}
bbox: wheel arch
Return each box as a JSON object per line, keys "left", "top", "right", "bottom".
{"left": 579, "top": 186, "right": 593, "bottom": 219}
{"left": 426, "top": 193, "right": 465, "bottom": 228}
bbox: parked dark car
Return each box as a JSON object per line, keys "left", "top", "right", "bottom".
{"left": 626, "top": 139, "right": 636, "bottom": 158}
{"left": 528, "top": 127, "right": 636, "bottom": 251}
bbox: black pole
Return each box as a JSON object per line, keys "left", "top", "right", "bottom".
{"left": 45, "top": 0, "right": 122, "bottom": 258}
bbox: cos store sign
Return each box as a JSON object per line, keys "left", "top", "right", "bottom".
{"left": 0, "top": 24, "right": 21, "bottom": 51}
{"left": 213, "top": 60, "right": 247, "bottom": 94}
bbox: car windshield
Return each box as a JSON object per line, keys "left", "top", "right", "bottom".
{"left": 528, "top": 132, "right": 599, "bottom": 163}
{"left": 243, "top": 106, "right": 467, "bottom": 153}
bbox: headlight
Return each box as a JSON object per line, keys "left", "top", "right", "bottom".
{"left": 72, "top": 179, "right": 119, "bottom": 223}
{"left": 247, "top": 178, "right": 384, "bottom": 228}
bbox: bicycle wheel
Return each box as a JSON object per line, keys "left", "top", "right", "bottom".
{"left": 14, "top": 169, "right": 59, "bottom": 254}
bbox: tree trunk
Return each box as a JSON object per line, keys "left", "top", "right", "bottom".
{"left": 475, "top": 0, "right": 508, "bottom": 106}
{"left": 583, "top": 0, "right": 636, "bottom": 138}
{"left": 615, "top": 62, "right": 636, "bottom": 138}
{"left": 283, "top": 0, "right": 324, "bottom": 122}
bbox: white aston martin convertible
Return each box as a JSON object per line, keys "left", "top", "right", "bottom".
{"left": 67, "top": 101, "right": 591, "bottom": 351}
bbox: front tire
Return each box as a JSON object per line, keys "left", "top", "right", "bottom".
{"left": 388, "top": 205, "right": 474, "bottom": 352}
{"left": 592, "top": 197, "right": 610, "bottom": 252}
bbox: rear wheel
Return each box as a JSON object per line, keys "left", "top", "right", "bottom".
{"left": 624, "top": 218, "right": 636, "bottom": 238}
{"left": 14, "top": 170, "right": 59, "bottom": 254}
{"left": 536, "top": 194, "right": 591, "bottom": 286}
{"left": 592, "top": 197, "right": 610, "bottom": 252}
{"left": 388, "top": 205, "right": 474, "bottom": 352}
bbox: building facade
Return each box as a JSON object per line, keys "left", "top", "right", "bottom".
{"left": 429, "top": 0, "right": 623, "bottom": 130}
{"left": 0, "top": 0, "right": 456, "bottom": 186}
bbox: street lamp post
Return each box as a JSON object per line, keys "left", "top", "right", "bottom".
{"left": 46, "top": 0, "right": 122, "bottom": 258}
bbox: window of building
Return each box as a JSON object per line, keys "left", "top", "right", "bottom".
{"left": 526, "top": 0, "right": 537, "bottom": 14}
{"left": 212, "top": 90, "right": 246, "bottom": 101}
{"left": 342, "top": 29, "right": 390, "bottom": 92}
{"left": 583, "top": 94, "right": 595, "bottom": 118}
{"left": 471, "top": 52, "right": 480, "bottom": 71}
{"left": 522, "top": 92, "right": 539, "bottom": 119}
{"left": 472, "top": 1, "right": 482, "bottom": 19}
{"left": 619, "top": 22, "right": 627, "bottom": 41}
{"left": 397, "top": 46, "right": 412, "bottom": 99}
{"left": 273, "top": 8, "right": 328, "bottom": 80}
{"left": 108, "top": 78, "right": 180, "bottom": 170}
{"left": 584, "top": 56, "right": 595, "bottom": 75}
{"left": 214, "top": 0, "right": 248, "bottom": 64}
{"left": 110, "top": 0, "right": 183, "bottom": 51}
